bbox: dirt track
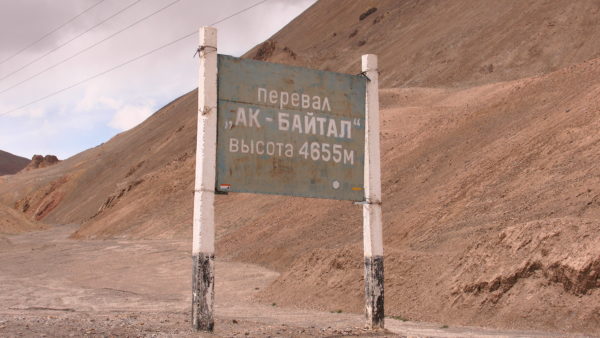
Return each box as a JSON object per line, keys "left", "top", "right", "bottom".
{"left": 0, "top": 225, "right": 571, "bottom": 337}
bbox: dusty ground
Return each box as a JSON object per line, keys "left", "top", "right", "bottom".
{"left": 2, "top": 62, "right": 600, "bottom": 334}
{"left": 0, "top": 203, "right": 46, "bottom": 235}
{"left": 1, "top": 3, "right": 600, "bottom": 333}
{"left": 0, "top": 225, "right": 567, "bottom": 337}
{"left": 2, "top": 59, "right": 600, "bottom": 334}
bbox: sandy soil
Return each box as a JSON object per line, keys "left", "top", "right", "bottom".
{"left": 245, "top": 0, "right": 600, "bottom": 88}
{"left": 2, "top": 2, "right": 600, "bottom": 333}
{"left": 0, "top": 203, "right": 46, "bottom": 234}
{"left": 2, "top": 62, "right": 600, "bottom": 334}
{"left": 0, "top": 225, "right": 569, "bottom": 337}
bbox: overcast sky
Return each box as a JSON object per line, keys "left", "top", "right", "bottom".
{"left": 0, "top": 0, "right": 316, "bottom": 159}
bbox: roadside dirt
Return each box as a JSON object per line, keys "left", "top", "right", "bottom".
{"left": 0, "top": 225, "right": 570, "bottom": 337}
{"left": 2, "top": 1, "right": 600, "bottom": 333}
{"left": 0, "top": 203, "right": 46, "bottom": 234}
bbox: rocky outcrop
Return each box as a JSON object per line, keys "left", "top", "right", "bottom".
{"left": 20, "top": 155, "right": 60, "bottom": 172}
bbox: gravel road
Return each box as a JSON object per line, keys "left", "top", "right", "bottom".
{"left": 0, "top": 225, "right": 564, "bottom": 337}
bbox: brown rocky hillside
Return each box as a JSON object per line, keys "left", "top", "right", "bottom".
{"left": 0, "top": 150, "right": 29, "bottom": 176}
{"left": 0, "top": 0, "right": 599, "bottom": 334}
{"left": 0, "top": 203, "right": 46, "bottom": 235}
{"left": 246, "top": 0, "right": 600, "bottom": 88}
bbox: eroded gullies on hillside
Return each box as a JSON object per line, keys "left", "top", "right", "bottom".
{"left": 1, "top": 0, "right": 600, "bottom": 335}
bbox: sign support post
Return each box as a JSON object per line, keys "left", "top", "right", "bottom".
{"left": 361, "top": 54, "right": 384, "bottom": 329}
{"left": 192, "top": 26, "right": 217, "bottom": 332}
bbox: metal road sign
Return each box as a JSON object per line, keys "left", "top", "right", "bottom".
{"left": 215, "top": 54, "right": 367, "bottom": 201}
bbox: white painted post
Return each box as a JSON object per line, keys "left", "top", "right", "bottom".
{"left": 362, "top": 54, "right": 384, "bottom": 329}
{"left": 192, "top": 26, "right": 217, "bottom": 332}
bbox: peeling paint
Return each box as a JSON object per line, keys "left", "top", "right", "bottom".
{"left": 192, "top": 253, "right": 214, "bottom": 331}
{"left": 216, "top": 54, "right": 366, "bottom": 201}
{"left": 364, "top": 255, "right": 384, "bottom": 329}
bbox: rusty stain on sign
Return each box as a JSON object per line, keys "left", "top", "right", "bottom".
{"left": 215, "top": 54, "right": 366, "bottom": 201}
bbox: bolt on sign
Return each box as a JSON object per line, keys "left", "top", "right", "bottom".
{"left": 215, "top": 55, "right": 367, "bottom": 201}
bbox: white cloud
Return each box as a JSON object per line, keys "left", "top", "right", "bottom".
{"left": 75, "top": 86, "right": 120, "bottom": 112}
{"left": 108, "top": 101, "right": 155, "bottom": 131}
{"left": 5, "top": 106, "right": 45, "bottom": 119}
{"left": 0, "top": 0, "right": 317, "bottom": 158}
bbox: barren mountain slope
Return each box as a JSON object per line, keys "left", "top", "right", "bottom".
{"left": 0, "top": 203, "right": 46, "bottom": 235}
{"left": 252, "top": 58, "right": 600, "bottom": 334}
{"left": 245, "top": 0, "right": 600, "bottom": 88}
{"left": 0, "top": 0, "right": 599, "bottom": 334}
{"left": 0, "top": 150, "right": 29, "bottom": 176}
{"left": 5, "top": 56, "right": 598, "bottom": 334}
{"left": 0, "top": 92, "right": 197, "bottom": 229}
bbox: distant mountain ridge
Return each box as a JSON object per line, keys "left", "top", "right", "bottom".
{"left": 0, "top": 150, "right": 29, "bottom": 176}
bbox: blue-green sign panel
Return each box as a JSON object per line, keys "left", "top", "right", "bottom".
{"left": 216, "top": 54, "right": 366, "bottom": 201}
